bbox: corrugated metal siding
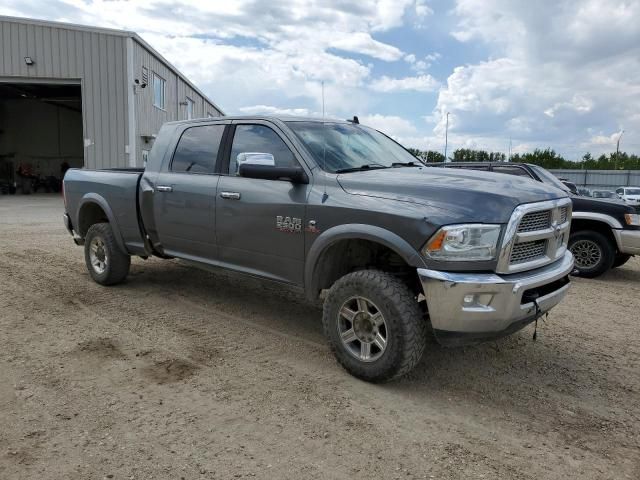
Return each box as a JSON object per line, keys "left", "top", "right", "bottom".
{"left": 0, "top": 19, "right": 129, "bottom": 169}
{"left": 549, "top": 169, "right": 640, "bottom": 189}
{"left": 133, "top": 41, "right": 222, "bottom": 164}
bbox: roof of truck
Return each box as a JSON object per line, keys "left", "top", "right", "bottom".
{"left": 166, "top": 115, "right": 352, "bottom": 126}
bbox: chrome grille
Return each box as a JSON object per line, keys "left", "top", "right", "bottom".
{"left": 559, "top": 206, "right": 569, "bottom": 223}
{"left": 510, "top": 240, "right": 547, "bottom": 264}
{"left": 518, "top": 210, "right": 551, "bottom": 232}
{"left": 497, "top": 198, "right": 572, "bottom": 274}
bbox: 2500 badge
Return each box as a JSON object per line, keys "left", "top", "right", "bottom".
{"left": 276, "top": 216, "right": 302, "bottom": 233}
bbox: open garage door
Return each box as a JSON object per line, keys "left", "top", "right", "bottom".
{"left": 0, "top": 81, "right": 83, "bottom": 195}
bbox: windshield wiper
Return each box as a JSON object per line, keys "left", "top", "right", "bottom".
{"left": 391, "top": 161, "right": 419, "bottom": 167}
{"left": 334, "top": 164, "right": 389, "bottom": 174}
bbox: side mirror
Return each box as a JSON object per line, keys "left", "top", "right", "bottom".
{"left": 236, "top": 151, "right": 308, "bottom": 183}
{"left": 236, "top": 152, "right": 275, "bottom": 172}
{"left": 239, "top": 163, "right": 308, "bottom": 183}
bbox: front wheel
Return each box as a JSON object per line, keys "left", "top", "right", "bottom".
{"left": 568, "top": 231, "right": 615, "bottom": 278}
{"left": 84, "top": 222, "right": 131, "bottom": 285}
{"left": 612, "top": 253, "right": 632, "bottom": 269}
{"left": 322, "top": 270, "right": 427, "bottom": 382}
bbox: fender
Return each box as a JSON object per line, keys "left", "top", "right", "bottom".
{"left": 304, "top": 223, "right": 426, "bottom": 300}
{"left": 571, "top": 211, "right": 623, "bottom": 229}
{"left": 77, "top": 193, "right": 129, "bottom": 255}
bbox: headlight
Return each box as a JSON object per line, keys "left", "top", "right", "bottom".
{"left": 423, "top": 224, "right": 502, "bottom": 261}
{"left": 625, "top": 213, "right": 640, "bottom": 226}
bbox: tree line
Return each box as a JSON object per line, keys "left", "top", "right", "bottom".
{"left": 406, "top": 147, "right": 640, "bottom": 170}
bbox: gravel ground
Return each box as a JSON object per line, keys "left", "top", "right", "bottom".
{"left": 1, "top": 194, "right": 639, "bottom": 479}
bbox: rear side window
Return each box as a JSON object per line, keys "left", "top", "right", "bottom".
{"left": 492, "top": 165, "right": 532, "bottom": 177}
{"left": 171, "top": 125, "right": 225, "bottom": 174}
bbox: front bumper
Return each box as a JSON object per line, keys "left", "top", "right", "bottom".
{"left": 613, "top": 228, "right": 640, "bottom": 255}
{"left": 418, "top": 251, "right": 574, "bottom": 346}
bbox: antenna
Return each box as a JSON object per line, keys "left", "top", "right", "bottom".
{"left": 321, "top": 81, "right": 328, "bottom": 202}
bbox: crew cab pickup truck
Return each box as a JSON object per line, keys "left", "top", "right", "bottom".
{"left": 63, "top": 116, "right": 574, "bottom": 381}
{"left": 433, "top": 162, "right": 640, "bottom": 277}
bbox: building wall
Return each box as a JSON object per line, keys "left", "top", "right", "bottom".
{"left": 549, "top": 169, "right": 640, "bottom": 189}
{"left": 132, "top": 40, "right": 222, "bottom": 165}
{"left": 0, "top": 18, "right": 129, "bottom": 169}
{"left": 1, "top": 17, "right": 223, "bottom": 170}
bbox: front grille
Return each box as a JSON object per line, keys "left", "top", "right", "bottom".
{"left": 499, "top": 199, "right": 572, "bottom": 273}
{"left": 559, "top": 206, "right": 569, "bottom": 223}
{"left": 510, "top": 240, "right": 547, "bottom": 264}
{"left": 518, "top": 210, "right": 551, "bottom": 232}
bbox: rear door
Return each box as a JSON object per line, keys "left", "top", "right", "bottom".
{"left": 215, "top": 121, "right": 311, "bottom": 285}
{"left": 152, "top": 123, "right": 226, "bottom": 260}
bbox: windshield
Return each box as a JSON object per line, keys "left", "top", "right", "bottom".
{"left": 592, "top": 191, "right": 615, "bottom": 198}
{"left": 624, "top": 188, "right": 640, "bottom": 195}
{"left": 530, "top": 165, "right": 571, "bottom": 192}
{"left": 286, "top": 121, "right": 418, "bottom": 172}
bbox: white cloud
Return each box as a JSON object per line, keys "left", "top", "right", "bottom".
{"left": 544, "top": 94, "right": 594, "bottom": 118}
{"left": 415, "top": 0, "right": 434, "bottom": 18}
{"left": 0, "top": 0, "right": 425, "bottom": 117}
{"left": 585, "top": 131, "right": 624, "bottom": 147}
{"left": 433, "top": 0, "right": 640, "bottom": 157}
{"left": 237, "top": 105, "right": 314, "bottom": 116}
{"left": 360, "top": 114, "right": 418, "bottom": 137}
{"left": 370, "top": 75, "right": 439, "bottom": 93}
{"left": 330, "top": 32, "right": 404, "bottom": 61}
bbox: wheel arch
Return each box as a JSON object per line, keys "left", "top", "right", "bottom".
{"left": 304, "top": 224, "right": 426, "bottom": 301}
{"left": 77, "top": 193, "right": 128, "bottom": 254}
{"left": 570, "top": 218, "right": 619, "bottom": 252}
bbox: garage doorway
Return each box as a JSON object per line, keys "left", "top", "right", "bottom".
{"left": 0, "top": 81, "right": 83, "bottom": 195}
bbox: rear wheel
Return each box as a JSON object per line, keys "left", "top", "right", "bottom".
{"left": 84, "top": 222, "right": 130, "bottom": 285}
{"left": 612, "top": 253, "right": 632, "bottom": 269}
{"left": 322, "top": 270, "right": 427, "bottom": 382}
{"left": 568, "top": 231, "right": 615, "bottom": 278}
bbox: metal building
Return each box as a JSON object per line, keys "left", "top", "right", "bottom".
{"left": 549, "top": 169, "right": 640, "bottom": 190}
{"left": 0, "top": 15, "right": 223, "bottom": 191}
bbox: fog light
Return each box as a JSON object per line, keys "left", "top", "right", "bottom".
{"left": 463, "top": 294, "right": 476, "bottom": 305}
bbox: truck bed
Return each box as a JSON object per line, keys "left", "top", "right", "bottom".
{"left": 63, "top": 168, "right": 146, "bottom": 255}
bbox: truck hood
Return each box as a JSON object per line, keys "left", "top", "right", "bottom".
{"left": 337, "top": 167, "right": 567, "bottom": 223}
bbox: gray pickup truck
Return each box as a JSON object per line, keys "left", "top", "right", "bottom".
{"left": 63, "top": 116, "right": 574, "bottom": 381}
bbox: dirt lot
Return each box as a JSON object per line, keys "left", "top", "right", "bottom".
{"left": 1, "top": 194, "right": 639, "bottom": 479}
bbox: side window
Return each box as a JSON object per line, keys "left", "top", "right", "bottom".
{"left": 616, "top": 188, "right": 623, "bottom": 195}
{"left": 171, "top": 125, "right": 225, "bottom": 174}
{"left": 152, "top": 72, "right": 165, "bottom": 110}
{"left": 186, "top": 97, "right": 195, "bottom": 120}
{"left": 229, "top": 125, "right": 297, "bottom": 175}
{"left": 492, "top": 165, "right": 532, "bottom": 177}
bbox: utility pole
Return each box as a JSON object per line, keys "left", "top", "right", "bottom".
{"left": 443, "top": 112, "right": 450, "bottom": 162}
{"left": 615, "top": 130, "right": 624, "bottom": 170}
{"left": 508, "top": 137, "right": 512, "bottom": 162}
{"left": 616, "top": 130, "right": 624, "bottom": 155}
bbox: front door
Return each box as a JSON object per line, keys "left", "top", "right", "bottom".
{"left": 215, "top": 122, "right": 310, "bottom": 285}
{"left": 152, "top": 123, "right": 225, "bottom": 260}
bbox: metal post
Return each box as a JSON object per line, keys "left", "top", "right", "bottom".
{"left": 444, "top": 112, "right": 450, "bottom": 162}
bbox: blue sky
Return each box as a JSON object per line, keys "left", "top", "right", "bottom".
{"left": 2, "top": 0, "right": 639, "bottom": 158}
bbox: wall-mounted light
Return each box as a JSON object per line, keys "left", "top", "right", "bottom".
{"left": 24, "top": 57, "right": 34, "bottom": 66}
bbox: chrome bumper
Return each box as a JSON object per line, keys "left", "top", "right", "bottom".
{"left": 418, "top": 251, "right": 574, "bottom": 346}
{"left": 613, "top": 229, "right": 640, "bottom": 255}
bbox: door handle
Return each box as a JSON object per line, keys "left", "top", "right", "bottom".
{"left": 220, "top": 191, "right": 241, "bottom": 200}
{"left": 156, "top": 185, "right": 173, "bottom": 192}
